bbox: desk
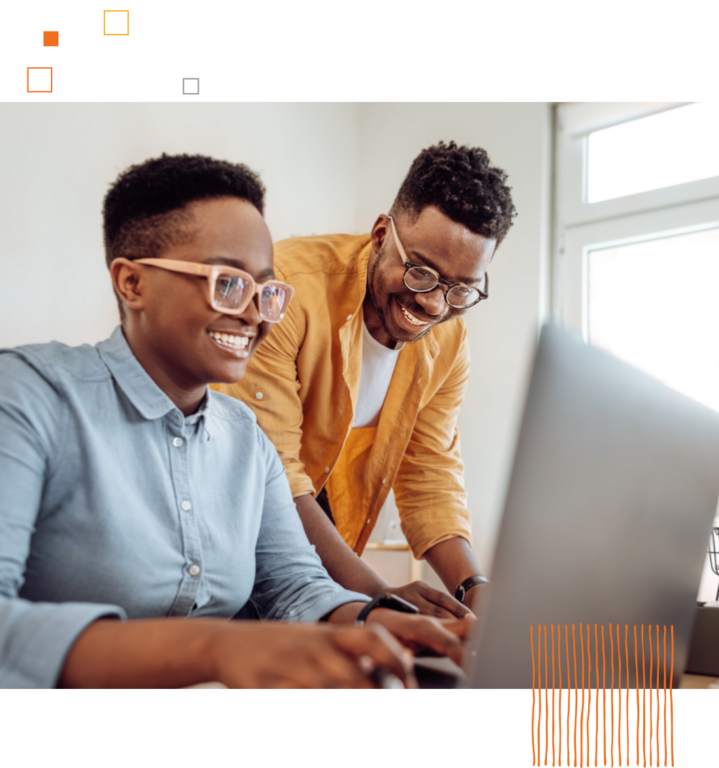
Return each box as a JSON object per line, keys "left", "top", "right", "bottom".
{"left": 190, "top": 672, "right": 719, "bottom": 689}
{"left": 679, "top": 673, "right": 719, "bottom": 689}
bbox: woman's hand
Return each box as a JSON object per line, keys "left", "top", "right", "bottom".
{"left": 59, "top": 616, "right": 416, "bottom": 689}
{"left": 208, "top": 621, "right": 417, "bottom": 689}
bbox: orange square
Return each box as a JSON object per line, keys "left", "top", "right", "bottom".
{"left": 25, "top": 67, "right": 52, "bottom": 93}
{"left": 44, "top": 31, "right": 59, "bottom": 46}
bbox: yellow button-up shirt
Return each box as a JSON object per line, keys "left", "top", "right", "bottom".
{"left": 214, "top": 233, "right": 472, "bottom": 558}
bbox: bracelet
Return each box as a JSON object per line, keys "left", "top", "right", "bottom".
{"left": 355, "top": 593, "right": 419, "bottom": 626}
{"left": 454, "top": 575, "right": 489, "bottom": 603}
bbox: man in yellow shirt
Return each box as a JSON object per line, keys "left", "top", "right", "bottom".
{"left": 216, "top": 142, "right": 516, "bottom": 618}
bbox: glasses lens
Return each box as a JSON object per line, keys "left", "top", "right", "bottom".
{"left": 213, "top": 272, "right": 251, "bottom": 311}
{"left": 405, "top": 266, "right": 438, "bottom": 291}
{"left": 260, "top": 284, "right": 288, "bottom": 320}
{"left": 447, "top": 285, "right": 481, "bottom": 308}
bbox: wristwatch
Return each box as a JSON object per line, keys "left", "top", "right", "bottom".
{"left": 355, "top": 593, "right": 419, "bottom": 626}
{"left": 454, "top": 575, "right": 489, "bottom": 604}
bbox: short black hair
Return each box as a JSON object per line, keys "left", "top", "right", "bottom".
{"left": 103, "top": 153, "right": 266, "bottom": 269}
{"left": 390, "top": 141, "right": 516, "bottom": 245}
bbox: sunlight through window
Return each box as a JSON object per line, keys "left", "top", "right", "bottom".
{"left": 588, "top": 227, "right": 719, "bottom": 412}
{"left": 587, "top": 104, "right": 719, "bottom": 203}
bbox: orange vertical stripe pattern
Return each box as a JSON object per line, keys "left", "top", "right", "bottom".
{"left": 529, "top": 625, "right": 675, "bottom": 767}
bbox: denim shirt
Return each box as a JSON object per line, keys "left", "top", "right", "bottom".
{"left": 0, "top": 328, "right": 368, "bottom": 688}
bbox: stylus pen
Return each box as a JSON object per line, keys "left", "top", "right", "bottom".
{"left": 369, "top": 666, "right": 405, "bottom": 689}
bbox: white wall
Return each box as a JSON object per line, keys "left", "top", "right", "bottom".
{"left": 0, "top": 103, "right": 360, "bottom": 347}
{"left": 357, "top": 103, "right": 553, "bottom": 579}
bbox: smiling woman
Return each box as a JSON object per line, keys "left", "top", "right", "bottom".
{"left": 110, "top": 197, "right": 277, "bottom": 415}
{"left": 0, "top": 153, "right": 470, "bottom": 689}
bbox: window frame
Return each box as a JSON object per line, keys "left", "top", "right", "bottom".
{"left": 553, "top": 102, "right": 719, "bottom": 336}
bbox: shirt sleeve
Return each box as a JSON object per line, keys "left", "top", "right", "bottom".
{"left": 392, "top": 326, "right": 473, "bottom": 559}
{"left": 0, "top": 353, "right": 125, "bottom": 688}
{"left": 215, "top": 290, "right": 316, "bottom": 499}
{"left": 249, "top": 427, "right": 369, "bottom": 621}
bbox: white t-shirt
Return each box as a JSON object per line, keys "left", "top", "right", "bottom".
{"left": 353, "top": 322, "right": 402, "bottom": 428}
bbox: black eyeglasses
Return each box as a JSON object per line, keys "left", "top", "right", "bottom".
{"left": 387, "top": 215, "right": 488, "bottom": 309}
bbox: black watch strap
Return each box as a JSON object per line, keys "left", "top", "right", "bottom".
{"left": 355, "top": 593, "right": 419, "bottom": 626}
{"left": 454, "top": 575, "right": 489, "bottom": 603}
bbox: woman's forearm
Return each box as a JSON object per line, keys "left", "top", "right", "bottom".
{"left": 58, "top": 617, "right": 219, "bottom": 688}
{"left": 58, "top": 615, "right": 416, "bottom": 689}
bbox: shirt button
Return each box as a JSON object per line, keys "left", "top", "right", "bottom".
{"left": 255, "top": 391, "right": 264, "bottom": 400}
{"left": 382, "top": 478, "right": 386, "bottom": 484}
{"left": 346, "top": 315, "right": 352, "bottom": 321}
{"left": 188, "top": 564, "right": 201, "bottom": 576}
{"left": 324, "top": 466, "right": 330, "bottom": 473}
{"left": 173, "top": 437, "right": 184, "bottom": 448}
{"left": 366, "top": 518, "right": 371, "bottom": 525}
{"left": 181, "top": 500, "right": 192, "bottom": 511}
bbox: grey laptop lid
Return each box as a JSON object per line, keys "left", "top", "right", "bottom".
{"left": 470, "top": 324, "right": 719, "bottom": 688}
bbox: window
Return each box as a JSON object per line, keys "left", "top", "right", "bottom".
{"left": 588, "top": 226, "right": 719, "bottom": 413}
{"left": 554, "top": 102, "right": 719, "bottom": 406}
{"left": 554, "top": 103, "right": 719, "bottom": 602}
{"left": 586, "top": 103, "right": 719, "bottom": 203}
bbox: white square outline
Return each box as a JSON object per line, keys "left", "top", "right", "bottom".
{"left": 183, "top": 78, "right": 200, "bottom": 95}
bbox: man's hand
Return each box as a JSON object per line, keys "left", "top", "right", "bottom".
{"left": 365, "top": 607, "right": 476, "bottom": 667}
{"left": 384, "top": 581, "right": 474, "bottom": 620}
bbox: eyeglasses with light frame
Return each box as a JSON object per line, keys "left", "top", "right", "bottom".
{"left": 114, "top": 257, "right": 295, "bottom": 323}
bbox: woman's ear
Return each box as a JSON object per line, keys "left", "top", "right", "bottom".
{"left": 110, "top": 258, "right": 146, "bottom": 315}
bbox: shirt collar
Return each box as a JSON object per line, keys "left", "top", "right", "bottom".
{"left": 97, "top": 327, "right": 210, "bottom": 423}
{"left": 186, "top": 392, "right": 211, "bottom": 425}
{"left": 357, "top": 240, "right": 371, "bottom": 302}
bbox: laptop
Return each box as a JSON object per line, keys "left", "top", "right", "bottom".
{"left": 457, "top": 323, "right": 719, "bottom": 689}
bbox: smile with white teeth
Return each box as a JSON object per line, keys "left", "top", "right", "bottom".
{"left": 399, "top": 302, "right": 429, "bottom": 327}
{"left": 208, "top": 331, "right": 251, "bottom": 350}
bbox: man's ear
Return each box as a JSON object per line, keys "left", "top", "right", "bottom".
{"left": 369, "top": 214, "right": 390, "bottom": 254}
{"left": 110, "top": 258, "right": 146, "bottom": 315}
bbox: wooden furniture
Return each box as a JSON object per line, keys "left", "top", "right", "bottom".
{"left": 363, "top": 541, "right": 422, "bottom": 582}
